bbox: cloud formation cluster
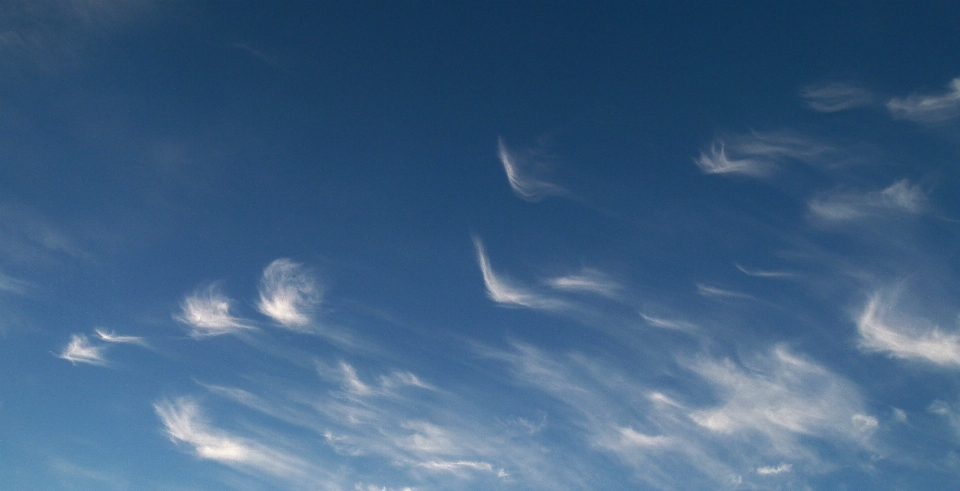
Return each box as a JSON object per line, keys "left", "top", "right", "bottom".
{"left": 175, "top": 258, "right": 322, "bottom": 337}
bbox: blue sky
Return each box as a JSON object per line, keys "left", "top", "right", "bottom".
{"left": 3, "top": 2, "right": 960, "bottom": 490}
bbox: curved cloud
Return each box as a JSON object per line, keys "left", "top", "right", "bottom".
{"left": 472, "top": 235, "right": 567, "bottom": 311}
{"left": 497, "top": 137, "right": 566, "bottom": 202}
{"left": 695, "top": 132, "right": 835, "bottom": 177}
{"left": 801, "top": 82, "right": 874, "bottom": 112}
{"left": 58, "top": 334, "right": 107, "bottom": 366}
{"left": 175, "top": 283, "right": 252, "bottom": 337}
{"left": 887, "top": 77, "right": 960, "bottom": 124}
{"left": 257, "top": 258, "right": 321, "bottom": 329}
{"left": 857, "top": 293, "right": 960, "bottom": 368}
{"left": 155, "top": 397, "right": 310, "bottom": 478}
{"left": 808, "top": 179, "right": 927, "bottom": 221}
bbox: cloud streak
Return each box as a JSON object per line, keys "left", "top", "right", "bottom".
{"left": 801, "top": 82, "right": 874, "bottom": 112}
{"left": 58, "top": 334, "right": 107, "bottom": 366}
{"left": 857, "top": 293, "right": 960, "bottom": 368}
{"left": 472, "top": 235, "right": 568, "bottom": 311}
{"left": 175, "top": 283, "right": 253, "bottom": 337}
{"left": 94, "top": 329, "right": 148, "bottom": 347}
{"left": 155, "top": 397, "right": 316, "bottom": 481}
{"left": 808, "top": 179, "right": 927, "bottom": 221}
{"left": 497, "top": 137, "right": 566, "bottom": 202}
{"left": 695, "top": 131, "right": 835, "bottom": 177}
{"left": 257, "top": 258, "right": 321, "bottom": 330}
{"left": 887, "top": 77, "right": 960, "bottom": 124}
{"left": 493, "top": 343, "right": 874, "bottom": 489}
{"left": 545, "top": 268, "right": 621, "bottom": 299}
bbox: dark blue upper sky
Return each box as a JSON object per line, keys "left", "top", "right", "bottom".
{"left": 3, "top": 2, "right": 960, "bottom": 490}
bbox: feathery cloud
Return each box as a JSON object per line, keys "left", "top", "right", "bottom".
{"left": 808, "top": 179, "right": 927, "bottom": 221}
{"left": 545, "top": 268, "right": 621, "bottom": 299}
{"left": 696, "top": 283, "right": 754, "bottom": 300}
{"left": 856, "top": 293, "right": 960, "bottom": 368}
{"left": 175, "top": 283, "right": 252, "bottom": 337}
{"left": 94, "top": 328, "right": 147, "bottom": 347}
{"left": 497, "top": 137, "right": 566, "bottom": 202}
{"left": 687, "top": 347, "right": 875, "bottom": 445}
{"left": 0, "top": 269, "right": 31, "bottom": 295}
{"left": 695, "top": 131, "right": 835, "bottom": 177}
{"left": 639, "top": 313, "right": 698, "bottom": 332}
{"left": 735, "top": 263, "right": 794, "bottom": 279}
{"left": 472, "top": 235, "right": 568, "bottom": 310}
{"left": 493, "top": 343, "right": 874, "bottom": 489}
{"left": 155, "top": 397, "right": 311, "bottom": 478}
{"left": 801, "top": 82, "right": 874, "bottom": 112}
{"left": 58, "top": 334, "right": 107, "bottom": 366}
{"left": 756, "top": 463, "right": 792, "bottom": 475}
{"left": 887, "top": 77, "right": 960, "bottom": 124}
{"left": 257, "top": 258, "right": 321, "bottom": 329}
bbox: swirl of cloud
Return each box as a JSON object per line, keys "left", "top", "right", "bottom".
{"left": 257, "top": 258, "right": 321, "bottom": 330}
{"left": 497, "top": 137, "right": 567, "bottom": 202}
{"left": 887, "top": 77, "right": 960, "bottom": 124}
{"left": 57, "top": 334, "right": 107, "bottom": 366}
{"left": 175, "top": 283, "right": 253, "bottom": 338}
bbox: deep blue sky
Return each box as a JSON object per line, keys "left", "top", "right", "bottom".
{"left": 3, "top": 2, "right": 960, "bottom": 490}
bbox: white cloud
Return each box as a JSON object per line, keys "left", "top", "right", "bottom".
{"left": 472, "top": 235, "right": 568, "bottom": 311}
{"left": 696, "top": 283, "right": 754, "bottom": 300}
{"left": 0, "top": 269, "right": 31, "bottom": 295}
{"left": 257, "top": 258, "right": 321, "bottom": 329}
{"left": 639, "top": 313, "right": 698, "bottom": 332}
{"left": 154, "top": 397, "right": 313, "bottom": 480}
{"left": 545, "top": 268, "right": 621, "bottom": 298}
{"left": 497, "top": 137, "right": 566, "bottom": 202}
{"left": 94, "top": 328, "right": 148, "bottom": 347}
{"left": 801, "top": 82, "right": 874, "bottom": 112}
{"left": 887, "top": 77, "right": 960, "bottom": 124}
{"left": 735, "top": 263, "right": 794, "bottom": 279}
{"left": 688, "top": 346, "right": 875, "bottom": 447}
{"left": 58, "top": 334, "right": 107, "bottom": 366}
{"left": 756, "top": 463, "right": 792, "bottom": 475}
{"left": 695, "top": 140, "right": 770, "bottom": 176}
{"left": 493, "top": 343, "right": 874, "bottom": 489}
{"left": 808, "top": 179, "right": 927, "bottom": 221}
{"left": 617, "top": 427, "right": 672, "bottom": 448}
{"left": 695, "top": 131, "right": 835, "bottom": 177}
{"left": 417, "top": 459, "right": 501, "bottom": 475}
{"left": 856, "top": 293, "right": 960, "bottom": 367}
{"left": 175, "top": 283, "right": 252, "bottom": 337}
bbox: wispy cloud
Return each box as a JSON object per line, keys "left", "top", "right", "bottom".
{"left": 0, "top": 269, "right": 31, "bottom": 295}
{"left": 95, "top": 328, "right": 148, "bottom": 347}
{"left": 696, "top": 283, "right": 754, "bottom": 300}
{"left": 497, "top": 137, "right": 566, "bottom": 202}
{"left": 756, "top": 463, "right": 792, "bottom": 475}
{"left": 417, "top": 459, "right": 505, "bottom": 477}
{"left": 492, "top": 343, "right": 874, "bottom": 489}
{"left": 175, "top": 283, "right": 253, "bottom": 338}
{"left": 687, "top": 346, "right": 876, "bottom": 445}
{"left": 695, "top": 131, "right": 835, "bottom": 177}
{"left": 735, "top": 263, "right": 794, "bottom": 279}
{"left": 154, "top": 397, "right": 316, "bottom": 481}
{"left": 257, "top": 258, "right": 321, "bottom": 330}
{"left": 58, "top": 334, "right": 107, "bottom": 366}
{"left": 887, "top": 77, "right": 960, "bottom": 124}
{"left": 639, "top": 313, "right": 699, "bottom": 332}
{"left": 545, "top": 268, "right": 621, "bottom": 299}
{"left": 801, "top": 82, "right": 874, "bottom": 112}
{"left": 0, "top": 0, "right": 157, "bottom": 75}
{"left": 856, "top": 293, "right": 960, "bottom": 368}
{"left": 808, "top": 179, "right": 927, "bottom": 221}
{"left": 472, "top": 235, "right": 568, "bottom": 310}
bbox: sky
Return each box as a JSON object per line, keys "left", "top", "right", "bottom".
{"left": 2, "top": 2, "right": 960, "bottom": 490}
